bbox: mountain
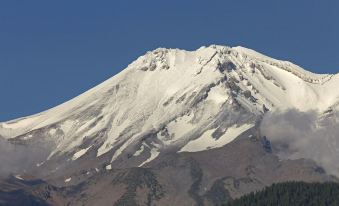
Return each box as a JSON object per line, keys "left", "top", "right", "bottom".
{"left": 0, "top": 45, "right": 338, "bottom": 205}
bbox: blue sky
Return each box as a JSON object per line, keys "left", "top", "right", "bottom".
{"left": 0, "top": 0, "right": 338, "bottom": 121}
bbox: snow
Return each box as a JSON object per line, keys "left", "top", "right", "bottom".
{"left": 76, "top": 118, "right": 97, "bottom": 133}
{"left": 0, "top": 44, "right": 338, "bottom": 163}
{"left": 15, "top": 175, "right": 24, "bottom": 180}
{"left": 110, "top": 134, "right": 136, "bottom": 162}
{"left": 22, "top": 134, "right": 33, "bottom": 140}
{"left": 264, "top": 64, "right": 321, "bottom": 111}
{"left": 133, "top": 144, "right": 145, "bottom": 156}
{"left": 36, "top": 161, "right": 45, "bottom": 167}
{"left": 1, "top": 116, "right": 41, "bottom": 130}
{"left": 179, "top": 124, "right": 254, "bottom": 152}
{"left": 49, "top": 128, "right": 57, "bottom": 136}
{"left": 232, "top": 47, "right": 339, "bottom": 112}
{"left": 59, "top": 120, "right": 76, "bottom": 135}
{"left": 233, "top": 46, "right": 327, "bottom": 80}
{"left": 139, "top": 147, "right": 160, "bottom": 167}
{"left": 97, "top": 118, "right": 132, "bottom": 157}
{"left": 105, "top": 164, "right": 112, "bottom": 170}
{"left": 64, "top": 178, "right": 71, "bottom": 183}
{"left": 162, "top": 115, "right": 195, "bottom": 145}
{"left": 72, "top": 146, "right": 92, "bottom": 160}
{"left": 205, "top": 84, "right": 229, "bottom": 105}
{"left": 0, "top": 115, "right": 42, "bottom": 138}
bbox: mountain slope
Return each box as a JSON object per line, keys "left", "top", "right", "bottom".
{"left": 0, "top": 45, "right": 338, "bottom": 205}
{"left": 1, "top": 46, "right": 338, "bottom": 161}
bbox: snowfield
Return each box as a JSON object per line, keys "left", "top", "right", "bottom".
{"left": 179, "top": 123, "right": 254, "bottom": 152}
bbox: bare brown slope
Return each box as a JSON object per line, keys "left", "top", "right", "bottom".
{"left": 1, "top": 132, "right": 334, "bottom": 206}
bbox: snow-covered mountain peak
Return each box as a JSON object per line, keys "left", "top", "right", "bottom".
{"left": 0, "top": 45, "right": 338, "bottom": 169}
{"left": 232, "top": 46, "right": 334, "bottom": 83}
{"left": 129, "top": 44, "right": 333, "bottom": 84}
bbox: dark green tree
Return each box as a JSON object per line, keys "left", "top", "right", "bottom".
{"left": 225, "top": 182, "right": 339, "bottom": 206}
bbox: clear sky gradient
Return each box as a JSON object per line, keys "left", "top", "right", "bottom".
{"left": 0, "top": 0, "right": 338, "bottom": 121}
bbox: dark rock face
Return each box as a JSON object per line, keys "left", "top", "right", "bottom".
{"left": 218, "top": 61, "right": 237, "bottom": 73}
{"left": 204, "top": 178, "right": 232, "bottom": 206}
{"left": 263, "top": 104, "right": 270, "bottom": 113}
{"left": 0, "top": 191, "right": 48, "bottom": 206}
{"left": 112, "top": 168, "right": 164, "bottom": 206}
{"left": 0, "top": 176, "right": 64, "bottom": 206}
{"left": 260, "top": 136, "right": 272, "bottom": 153}
{"left": 188, "top": 159, "right": 204, "bottom": 206}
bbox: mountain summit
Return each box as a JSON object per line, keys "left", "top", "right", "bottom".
{"left": 0, "top": 45, "right": 338, "bottom": 205}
